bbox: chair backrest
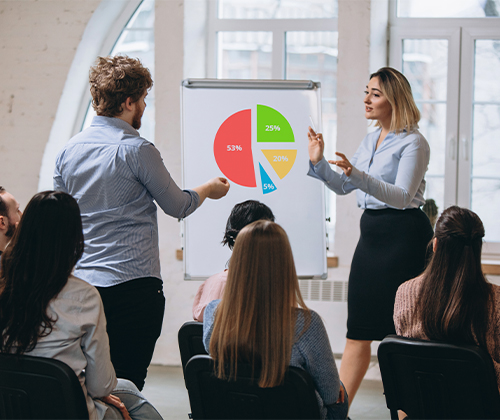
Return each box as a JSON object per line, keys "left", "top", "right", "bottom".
{"left": 178, "top": 321, "right": 208, "bottom": 376}
{"left": 184, "top": 354, "right": 321, "bottom": 420}
{"left": 378, "top": 335, "right": 500, "bottom": 420}
{"left": 0, "top": 353, "right": 89, "bottom": 419}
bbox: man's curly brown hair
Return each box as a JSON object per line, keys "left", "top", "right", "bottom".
{"left": 89, "top": 55, "right": 153, "bottom": 117}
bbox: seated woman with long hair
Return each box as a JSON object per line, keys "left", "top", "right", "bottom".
{"left": 203, "top": 220, "right": 348, "bottom": 419}
{"left": 192, "top": 199, "right": 275, "bottom": 321}
{"left": 394, "top": 206, "right": 500, "bottom": 388}
{"left": 0, "top": 191, "right": 162, "bottom": 420}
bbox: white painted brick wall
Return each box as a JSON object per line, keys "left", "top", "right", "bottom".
{"left": 0, "top": 0, "right": 99, "bottom": 205}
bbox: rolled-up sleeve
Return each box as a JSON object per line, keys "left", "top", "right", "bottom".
{"left": 136, "top": 143, "right": 200, "bottom": 218}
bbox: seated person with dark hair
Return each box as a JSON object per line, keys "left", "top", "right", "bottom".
{"left": 0, "top": 186, "right": 22, "bottom": 256}
{"left": 192, "top": 200, "right": 275, "bottom": 321}
{"left": 395, "top": 206, "right": 500, "bottom": 389}
{"left": 0, "top": 191, "right": 162, "bottom": 420}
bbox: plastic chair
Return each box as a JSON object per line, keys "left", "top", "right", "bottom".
{"left": 178, "top": 321, "right": 208, "bottom": 376}
{"left": 378, "top": 335, "right": 500, "bottom": 419}
{"left": 0, "top": 353, "right": 89, "bottom": 419}
{"left": 184, "top": 354, "right": 321, "bottom": 419}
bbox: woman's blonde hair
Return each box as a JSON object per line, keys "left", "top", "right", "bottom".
{"left": 209, "top": 220, "right": 310, "bottom": 388}
{"left": 371, "top": 67, "right": 420, "bottom": 134}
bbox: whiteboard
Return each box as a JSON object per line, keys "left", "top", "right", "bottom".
{"left": 181, "top": 79, "right": 327, "bottom": 280}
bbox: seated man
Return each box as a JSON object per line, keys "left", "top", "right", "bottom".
{"left": 0, "top": 186, "right": 22, "bottom": 256}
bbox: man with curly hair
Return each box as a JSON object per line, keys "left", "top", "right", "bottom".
{"left": 54, "top": 56, "right": 229, "bottom": 390}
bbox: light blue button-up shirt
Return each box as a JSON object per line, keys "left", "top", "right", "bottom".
{"left": 308, "top": 128, "right": 430, "bottom": 210}
{"left": 54, "top": 116, "right": 199, "bottom": 287}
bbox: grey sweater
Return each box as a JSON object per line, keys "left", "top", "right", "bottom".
{"left": 203, "top": 300, "right": 347, "bottom": 419}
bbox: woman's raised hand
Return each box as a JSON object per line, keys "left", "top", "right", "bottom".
{"left": 328, "top": 152, "right": 353, "bottom": 177}
{"left": 308, "top": 127, "right": 324, "bottom": 166}
{"left": 308, "top": 127, "right": 353, "bottom": 176}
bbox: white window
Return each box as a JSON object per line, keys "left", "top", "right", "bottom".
{"left": 390, "top": 0, "right": 500, "bottom": 255}
{"left": 208, "top": 0, "right": 338, "bottom": 250}
{"left": 82, "top": 0, "right": 155, "bottom": 142}
{"left": 39, "top": 0, "right": 155, "bottom": 191}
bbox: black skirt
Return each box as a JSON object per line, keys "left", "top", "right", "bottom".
{"left": 346, "top": 208, "right": 433, "bottom": 341}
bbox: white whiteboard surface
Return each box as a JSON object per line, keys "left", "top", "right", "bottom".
{"left": 181, "top": 79, "right": 327, "bottom": 279}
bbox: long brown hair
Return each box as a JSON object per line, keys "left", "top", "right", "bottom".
{"left": 209, "top": 220, "right": 309, "bottom": 388}
{"left": 0, "top": 191, "right": 84, "bottom": 354}
{"left": 414, "top": 206, "right": 492, "bottom": 348}
{"left": 370, "top": 67, "right": 420, "bottom": 134}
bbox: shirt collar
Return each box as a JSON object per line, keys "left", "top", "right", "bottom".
{"left": 91, "top": 116, "right": 140, "bottom": 137}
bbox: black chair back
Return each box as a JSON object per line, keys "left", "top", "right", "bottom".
{"left": 0, "top": 353, "right": 89, "bottom": 419}
{"left": 378, "top": 335, "right": 500, "bottom": 419}
{"left": 184, "top": 354, "right": 321, "bottom": 419}
{"left": 178, "top": 321, "right": 208, "bottom": 376}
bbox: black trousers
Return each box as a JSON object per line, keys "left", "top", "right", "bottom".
{"left": 97, "top": 277, "right": 165, "bottom": 391}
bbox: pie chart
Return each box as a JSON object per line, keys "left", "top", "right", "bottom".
{"left": 213, "top": 105, "right": 296, "bottom": 194}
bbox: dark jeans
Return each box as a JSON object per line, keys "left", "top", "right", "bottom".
{"left": 97, "top": 277, "right": 165, "bottom": 391}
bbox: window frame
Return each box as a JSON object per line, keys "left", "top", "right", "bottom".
{"left": 38, "top": 0, "right": 145, "bottom": 191}
{"left": 74, "top": 0, "right": 147, "bottom": 135}
{"left": 389, "top": 0, "right": 500, "bottom": 256}
{"left": 206, "top": 1, "right": 338, "bottom": 79}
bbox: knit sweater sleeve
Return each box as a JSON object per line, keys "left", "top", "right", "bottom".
{"left": 202, "top": 299, "right": 221, "bottom": 353}
{"left": 292, "top": 310, "right": 341, "bottom": 413}
{"left": 394, "top": 277, "right": 423, "bottom": 338}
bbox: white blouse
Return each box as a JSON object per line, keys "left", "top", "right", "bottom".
{"left": 23, "top": 275, "right": 117, "bottom": 420}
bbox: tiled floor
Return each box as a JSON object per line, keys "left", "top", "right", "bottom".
{"left": 142, "top": 365, "right": 390, "bottom": 419}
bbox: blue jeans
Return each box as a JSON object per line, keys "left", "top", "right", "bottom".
{"left": 102, "top": 379, "right": 163, "bottom": 420}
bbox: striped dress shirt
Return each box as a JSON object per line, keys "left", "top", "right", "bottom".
{"left": 54, "top": 116, "right": 199, "bottom": 287}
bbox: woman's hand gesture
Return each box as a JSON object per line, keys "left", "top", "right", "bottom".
{"left": 328, "top": 152, "right": 353, "bottom": 177}
{"left": 308, "top": 127, "right": 324, "bottom": 166}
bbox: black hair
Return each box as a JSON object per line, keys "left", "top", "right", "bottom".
{"left": 0, "top": 191, "right": 84, "bottom": 354}
{"left": 222, "top": 200, "right": 275, "bottom": 250}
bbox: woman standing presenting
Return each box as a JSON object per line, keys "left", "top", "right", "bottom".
{"left": 308, "top": 67, "right": 433, "bottom": 407}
